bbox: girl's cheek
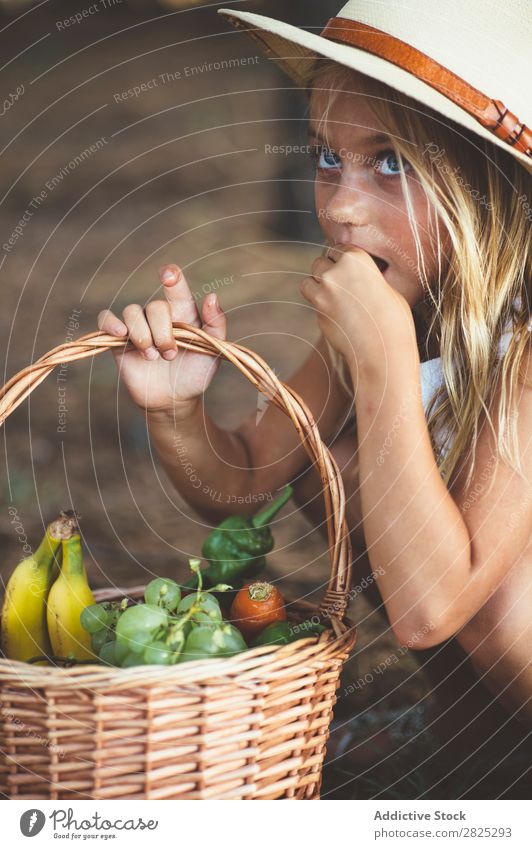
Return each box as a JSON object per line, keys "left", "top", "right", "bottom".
{"left": 315, "top": 183, "right": 333, "bottom": 233}
{"left": 314, "top": 181, "right": 323, "bottom": 218}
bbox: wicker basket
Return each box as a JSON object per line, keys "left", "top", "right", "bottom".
{"left": 0, "top": 323, "right": 356, "bottom": 800}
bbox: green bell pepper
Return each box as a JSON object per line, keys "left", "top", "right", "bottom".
{"left": 184, "top": 485, "right": 293, "bottom": 590}
{"left": 252, "top": 619, "right": 326, "bottom": 647}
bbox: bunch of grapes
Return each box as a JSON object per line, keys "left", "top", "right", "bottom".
{"left": 80, "top": 560, "right": 247, "bottom": 668}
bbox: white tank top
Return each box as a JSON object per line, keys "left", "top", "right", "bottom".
{"left": 420, "top": 318, "right": 516, "bottom": 458}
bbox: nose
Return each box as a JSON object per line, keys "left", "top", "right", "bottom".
{"left": 321, "top": 172, "right": 371, "bottom": 229}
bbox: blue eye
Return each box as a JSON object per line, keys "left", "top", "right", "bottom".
{"left": 375, "top": 149, "right": 412, "bottom": 176}
{"left": 310, "top": 144, "right": 341, "bottom": 170}
{"left": 309, "top": 142, "right": 412, "bottom": 177}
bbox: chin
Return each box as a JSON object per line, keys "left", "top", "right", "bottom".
{"left": 386, "top": 275, "right": 419, "bottom": 308}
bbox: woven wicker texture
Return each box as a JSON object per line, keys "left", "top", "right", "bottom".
{"left": 0, "top": 324, "right": 356, "bottom": 799}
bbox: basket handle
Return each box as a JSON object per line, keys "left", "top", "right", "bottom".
{"left": 0, "top": 323, "right": 353, "bottom": 634}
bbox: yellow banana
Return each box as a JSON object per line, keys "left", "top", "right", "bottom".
{"left": 47, "top": 524, "right": 96, "bottom": 661}
{"left": 1, "top": 512, "right": 76, "bottom": 664}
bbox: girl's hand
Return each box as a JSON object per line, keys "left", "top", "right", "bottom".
{"left": 97, "top": 264, "right": 226, "bottom": 418}
{"left": 300, "top": 244, "right": 415, "bottom": 369}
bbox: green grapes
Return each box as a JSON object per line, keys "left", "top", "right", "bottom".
{"left": 144, "top": 578, "right": 181, "bottom": 611}
{"left": 80, "top": 603, "right": 112, "bottom": 634}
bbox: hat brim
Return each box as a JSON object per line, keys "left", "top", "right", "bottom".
{"left": 218, "top": 8, "right": 532, "bottom": 175}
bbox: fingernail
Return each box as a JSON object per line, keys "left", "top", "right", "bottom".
{"left": 162, "top": 349, "right": 177, "bottom": 361}
{"left": 160, "top": 268, "right": 179, "bottom": 284}
{"left": 208, "top": 293, "right": 217, "bottom": 308}
{"left": 144, "top": 347, "right": 159, "bottom": 360}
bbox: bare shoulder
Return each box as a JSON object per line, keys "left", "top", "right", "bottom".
{"left": 450, "top": 341, "right": 532, "bottom": 578}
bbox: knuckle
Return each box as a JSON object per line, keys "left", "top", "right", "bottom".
{"left": 130, "top": 323, "right": 148, "bottom": 342}
{"left": 153, "top": 326, "right": 174, "bottom": 348}
{"left": 178, "top": 299, "right": 201, "bottom": 321}
{"left": 135, "top": 333, "right": 151, "bottom": 349}
{"left": 122, "top": 303, "right": 141, "bottom": 320}
{"left": 146, "top": 299, "right": 167, "bottom": 318}
{"left": 180, "top": 294, "right": 198, "bottom": 311}
{"left": 315, "top": 256, "right": 331, "bottom": 276}
{"left": 127, "top": 330, "right": 149, "bottom": 349}
{"left": 311, "top": 257, "right": 322, "bottom": 276}
{"left": 344, "top": 249, "right": 361, "bottom": 265}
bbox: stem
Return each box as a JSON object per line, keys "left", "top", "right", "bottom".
{"left": 248, "top": 581, "right": 273, "bottom": 601}
{"left": 182, "top": 574, "right": 200, "bottom": 590}
{"left": 61, "top": 534, "right": 85, "bottom": 577}
{"left": 190, "top": 558, "right": 203, "bottom": 594}
{"left": 252, "top": 484, "right": 293, "bottom": 528}
{"left": 33, "top": 530, "right": 61, "bottom": 573}
{"left": 167, "top": 601, "right": 197, "bottom": 640}
{"left": 182, "top": 557, "right": 205, "bottom": 591}
{"left": 48, "top": 510, "right": 79, "bottom": 541}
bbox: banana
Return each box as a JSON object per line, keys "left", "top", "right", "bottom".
{"left": 46, "top": 519, "right": 96, "bottom": 661}
{"left": 1, "top": 512, "right": 77, "bottom": 664}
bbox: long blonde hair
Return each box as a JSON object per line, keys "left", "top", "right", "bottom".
{"left": 304, "top": 59, "right": 531, "bottom": 488}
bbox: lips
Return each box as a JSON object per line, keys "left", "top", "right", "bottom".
{"left": 327, "top": 243, "right": 389, "bottom": 273}
{"left": 369, "top": 254, "right": 389, "bottom": 273}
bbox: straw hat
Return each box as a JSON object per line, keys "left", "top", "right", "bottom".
{"left": 218, "top": 1, "right": 532, "bottom": 174}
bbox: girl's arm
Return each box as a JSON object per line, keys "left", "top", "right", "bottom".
{"left": 299, "top": 245, "right": 532, "bottom": 649}
{"left": 351, "top": 343, "right": 532, "bottom": 648}
{"left": 149, "top": 334, "right": 354, "bottom": 523}
{"left": 147, "top": 403, "right": 255, "bottom": 524}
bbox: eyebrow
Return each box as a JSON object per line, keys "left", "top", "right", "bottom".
{"left": 307, "top": 125, "right": 390, "bottom": 146}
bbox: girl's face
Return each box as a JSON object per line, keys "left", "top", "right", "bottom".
{"left": 309, "top": 80, "right": 446, "bottom": 307}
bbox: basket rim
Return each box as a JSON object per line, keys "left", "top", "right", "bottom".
{"left": 0, "top": 585, "right": 356, "bottom": 688}
{"left": 0, "top": 323, "right": 354, "bottom": 625}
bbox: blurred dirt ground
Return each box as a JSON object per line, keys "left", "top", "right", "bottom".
{"left": 1, "top": 2, "right": 526, "bottom": 800}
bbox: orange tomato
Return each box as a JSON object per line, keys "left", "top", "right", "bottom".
{"left": 229, "top": 581, "right": 286, "bottom": 641}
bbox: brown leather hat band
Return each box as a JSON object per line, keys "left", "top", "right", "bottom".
{"left": 321, "top": 17, "right": 531, "bottom": 158}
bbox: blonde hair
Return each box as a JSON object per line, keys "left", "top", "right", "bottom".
{"left": 304, "top": 59, "right": 531, "bottom": 488}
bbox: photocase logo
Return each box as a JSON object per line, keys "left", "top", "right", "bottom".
{"left": 20, "top": 809, "right": 46, "bottom": 837}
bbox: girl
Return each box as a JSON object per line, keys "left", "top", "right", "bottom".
{"left": 98, "top": 1, "right": 531, "bottom": 788}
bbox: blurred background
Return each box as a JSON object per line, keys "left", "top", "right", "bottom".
{"left": 0, "top": 0, "right": 335, "bottom": 595}
{"left": 0, "top": 0, "right": 459, "bottom": 799}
